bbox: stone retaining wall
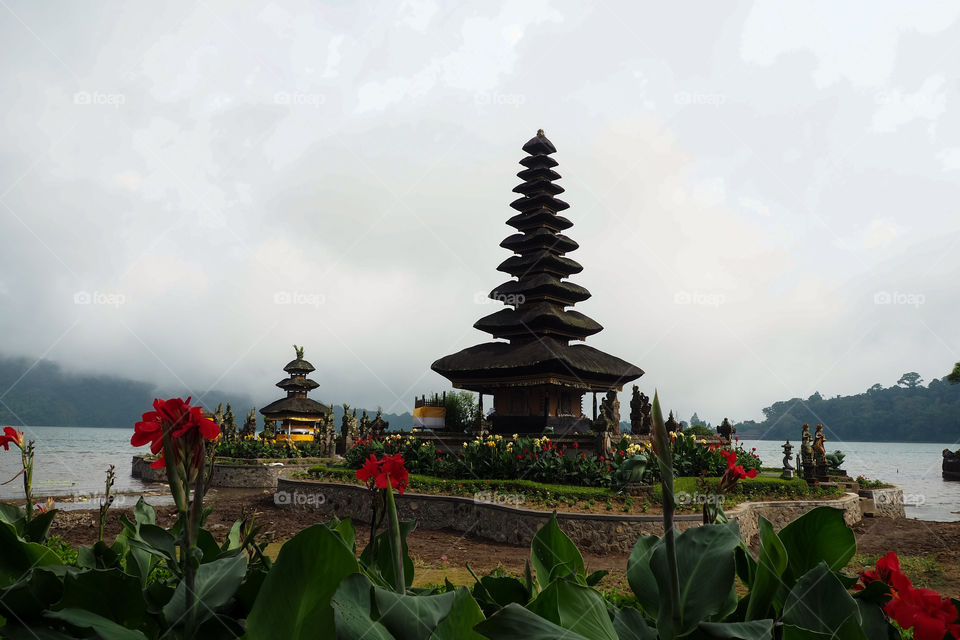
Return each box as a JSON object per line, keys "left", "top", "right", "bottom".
{"left": 858, "top": 486, "right": 905, "bottom": 519}
{"left": 275, "top": 479, "right": 865, "bottom": 553}
{"left": 132, "top": 456, "right": 308, "bottom": 489}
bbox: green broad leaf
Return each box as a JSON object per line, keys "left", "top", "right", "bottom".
{"left": 0, "top": 503, "right": 25, "bottom": 530}
{"left": 133, "top": 498, "right": 156, "bottom": 527}
{"left": 734, "top": 545, "right": 756, "bottom": 587}
{"left": 130, "top": 524, "right": 177, "bottom": 564}
{"left": 221, "top": 521, "right": 243, "bottom": 553}
{"left": 77, "top": 541, "right": 122, "bottom": 571}
{"left": 429, "top": 587, "right": 486, "bottom": 640}
{"left": 777, "top": 507, "right": 856, "bottom": 580}
{"left": 331, "top": 517, "right": 357, "bottom": 551}
{"left": 479, "top": 576, "right": 530, "bottom": 609}
{"left": 744, "top": 517, "right": 788, "bottom": 620}
{"left": 782, "top": 563, "right": 863, "bottom": 639}
{"left": 162, "top": 553, "right": 247, "bottom": 628}
{"left": 695, "top": 619, "right": 775, "bottom": 639}
{"left": 195, "top": 528, "right": 222, "bottom": 563}
{"left": 585, "top": 570, "right": 608, "bottom": 586}
{"left": 0, "top": 521, "right": 62, "bottom": 588}
{"left": 373, "top": 586, "right": 458, "bottom": 639}
{"left": 331, "top": 573, "right": 395, "bottom": 640}
{"left": 474, "top": 603, "right": 592, "bottom": 640}
{"left": 652, "top": 521, "right": 741, "bottom": 637}
{"left": 54, "top": 568, "right": 146, "bottom": 629}
{"left": 244, "top": 524, "right": 360, "bottom": 639}
{"left": 360, "top": 519, "right": 416, "bottom": 591}
{"left": 855, "top": 600, "right": 899, "bottom": 640}
{"left": 625, "top": 535, "right": 663, "bottom": 617}
{"left": 24, "top": 509, "right": 57, "bottom": 543}
{"left": 0, "top": 568, "right": 63, "bottom": 621}
{"left": 530, "top": 512, "right": 586, "bottom": 589}
{"left": 46, "top": 607, "right": 147, "bottom": 640}
{"left": 610, "top": 607, "right": 657, "bottom": 640}
{"left": 525, "top": 580, "right": 618, "bottom": 640}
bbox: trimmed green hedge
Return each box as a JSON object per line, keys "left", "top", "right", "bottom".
{"left": 306, "top": 465, "right": 612, "bottom": 502}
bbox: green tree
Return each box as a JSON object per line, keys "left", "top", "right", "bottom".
{"left": 897, "top": 372, "right": 923, "bottom": 389}
{"left": 443, "top": 390, "right": 478, "bottom": 430}
{"left": 948, "top": 363, "right": 960, "bottom": 385}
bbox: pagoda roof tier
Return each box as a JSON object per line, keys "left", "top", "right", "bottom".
{"left": 431, "top": 337, "right": 643, "bottom": 393}
{"left": 283, "top": 358, "right": 315, "bottom": 374}
{"left": 490, "top": 274, "right": 591, "bottom": 305}
{"left": 474, "top": 303, "right": 602, "bottom": 341}
{"left": 522, "top": 133, "right": 558, "bottom": 155}
{"left": 500, "top": 229, "right": 578, "bottom": 254}
{"left": 511, "top": 179, "right": 565, "bottom": 197}
{"left": 497, "top": 251, "right": 583, "bottom": 278}
{"left": 506, "top": 208, "right": 573, "bottom": 232}
{"left": 516, "top": 167, "right": 561, "bottom": 182}
{"left": 260, "top": 396, "right": 330, "bottom": 417}
{"left": 519, "top": 154, "right": 559, "bottom": 170}
{"left": 276, "top": 377, "right": 320, "bottom": 392}
{"left": 509, "top": 193, "right": 569, "bottom": 213}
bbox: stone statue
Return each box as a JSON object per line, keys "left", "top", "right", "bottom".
{"left": 370, "top": 408, "right": 389, "bottom": 436}
{"left": 716, "top": 418, "right": 735, "bottom": 442}
{"left": 781, "top": 440, "right": 795, "bottom": 479}
{"left": 813, "top": 424, "right": 826, "bottom": 463}
{"left": 241, "top": 408, "right": 257, "bottom": 439}
{"left": 359, "top": 410, "right": 371, "bottom": 437}
{"left": 665, "top": 411, "right": 681, "bottom": 436}
{"left": 293, "top": 344, "right": 305, "bottom": 360}
{"left": 800, "top": 423, "right": 813, "bottom": 462}
{"left": 630, "top": 386, "right": 651, "bottom": 435}
{"left": 595, "top": 390, "right": 621, "bottom": 434}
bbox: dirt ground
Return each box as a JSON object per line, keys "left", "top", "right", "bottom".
{"left": 46, "top": 489, "right": 960, "bottom": 595}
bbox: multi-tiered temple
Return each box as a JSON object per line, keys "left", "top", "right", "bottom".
{"left": 260, "top": 345, "right": 330, "bottom": 441}
{"left": 432, "top": 131, "right": 643, "bottom": 434}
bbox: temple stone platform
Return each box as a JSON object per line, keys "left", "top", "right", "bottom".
{"left": 275, "top": 477, "right": 873, "bottom": 553}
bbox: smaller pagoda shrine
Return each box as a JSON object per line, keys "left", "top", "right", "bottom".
{"left": 260, "top": 345, "right": 330, "bottom": 442}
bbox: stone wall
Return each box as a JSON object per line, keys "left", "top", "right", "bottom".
{"left": 132, "top": 455, "right": 309, "bottom": 489}
{"left": 275, "top": 479, "right": 866, "bottom": 553}
{"left": 859, "top": 486, "right": 905, "bottom": 519}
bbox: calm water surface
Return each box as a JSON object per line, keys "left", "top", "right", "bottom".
{"left": 1, "top": 428, "right": 958, "bottom": 521}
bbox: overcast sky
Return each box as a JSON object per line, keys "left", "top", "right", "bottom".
{"left": 2, "top": 1, "right": 959, "bottom": 423}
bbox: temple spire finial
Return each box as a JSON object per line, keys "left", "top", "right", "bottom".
{"left": 537, "top": 128, "right": 544, "bottom": 136}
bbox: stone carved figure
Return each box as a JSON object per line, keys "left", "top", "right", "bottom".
{"left": 370, "top": 408, "right": 389, "bottom": 436}
{"left": 630, "top": 386, "right": 652, "bottom": 435}
{"left": 800, "top": 423, "right": 813, "bottom": 463}
{"left": 604, "top": 390, "right": 621, "bottom": 435}
{"left": 293, "top": 344, "right": 305, "bottom": 360}
{"left": 716, "top": 418, "right": 735, "bottom": 442}
{"left": 359, "top": 410, "right": 371, "bottom": 438}
{"left": 813, "top": 424, "right": 827, "bottom": 463}
{"left": 781, "top": 440, "right": 794, "bottom": 469}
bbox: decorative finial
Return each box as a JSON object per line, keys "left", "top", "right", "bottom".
{"left": 293, "top": 344, "right": 304, "bottom": 359}
{"left": 537, "top": 128, "right": 544, "bottom": 136}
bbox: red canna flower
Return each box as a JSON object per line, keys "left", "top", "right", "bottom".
{"left": 572, "top": 441, "right": 579, "bottom": 448}
{"left": 856, "top": 551, "right": 901, "bottom": 590}
{"left": 885, "top": 571, "right": 960, "bottom": 640}
{"left": 0, "top": 426, "right": 25, "bottom": 450}
{"left": 356, "top": 454, "right": 381, "bottom": 484}
{"left": 131, "top": 398, "right": 220, "bottom": 469}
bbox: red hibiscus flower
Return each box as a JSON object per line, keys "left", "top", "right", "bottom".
{"left": 0, "top": 426, "right": 25, "bottom": 450}
{"left": 131, "top": 398, "right": 220, "bottom": 469}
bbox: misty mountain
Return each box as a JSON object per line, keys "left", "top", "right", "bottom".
{"left": 734, "top": 374, "right": 960, "bottom": 443}
{"left": 0, "top": 355, "right": 253, "bottom": 428}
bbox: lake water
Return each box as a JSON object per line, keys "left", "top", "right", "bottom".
{"left": 1, "top": 427, "right": 958, "bottom": 521}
